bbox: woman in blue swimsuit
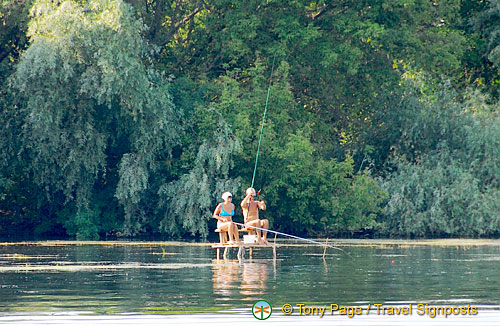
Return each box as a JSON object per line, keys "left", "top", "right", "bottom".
{"left": 213, "top": 192, "right": 239, "bottom": 244}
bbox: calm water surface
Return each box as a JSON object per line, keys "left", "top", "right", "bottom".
{"left": 0, "top": 240, "right": 499, "bottom": 314}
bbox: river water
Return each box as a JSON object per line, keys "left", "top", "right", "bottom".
{"left": 0, "top": 240, "right": 499, "bottom": 320}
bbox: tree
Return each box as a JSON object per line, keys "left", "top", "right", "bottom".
{"left": 468, "top": 0, "right": 500, "bottom": 98}
{"left": 0, "top": 0, "right": 33, "bottom": 72}
{"left": 381, "top": 74, "right": 500, "bottom": 237}
{"left": 3, "top": 0, "right": 497, "bottom": 239}
{"left": 10, "top": 0, "right": 179, "bottom": 238}
{"left": 157, "top": 120, "right": 242, "bottom": 237}
{"left": 266, "top": 127, "right": 387, "bottom": 235}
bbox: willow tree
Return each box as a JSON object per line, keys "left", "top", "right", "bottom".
{"left": 381, "top": 74, "right": 500, "bottom": 237}
{"left": 158, "top": 120, "right": 242, "bottom": 237}
{"left": 11, "top": 0, "right": 178, "bottom": 238}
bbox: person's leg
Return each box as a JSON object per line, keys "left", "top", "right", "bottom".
{"left": 246, "top": 219, "right": 261, "bottom": 240}
{"left": 231, "top": 223, "right": 240, "bottom": 242}
{"left": 227, "top": 222, "right": 236, "bottom": 243}
{"left": 220, "top": 222, "right": 235, "bottom": 244}
{"left": 219, "top": 222, "right": 231, "bottom": 231}
{"left": 261, "top": 219, "right": 269, "bottom": 244}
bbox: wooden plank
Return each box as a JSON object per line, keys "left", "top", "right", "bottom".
{"left": 211, "top": 243, "right": 279, "bottom": 249}
{"left": 211, "top": 244, "right": 239, "bottom": 248}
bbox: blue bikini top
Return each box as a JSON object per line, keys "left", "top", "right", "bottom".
{"left": 220, "top": 204, "right": 234, "bottom": 217}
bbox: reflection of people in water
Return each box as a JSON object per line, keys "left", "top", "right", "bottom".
{"left": 211, "top": 260, "right": 269, "bottom": 299}
{"left": 241, "top": 187, "right": 269, "bottom": 245}
{"left": 240, "top": 262, "right": 268, "bottom": 297}
{"left": 211, "top": 259, "right": 239, "bottom": 296}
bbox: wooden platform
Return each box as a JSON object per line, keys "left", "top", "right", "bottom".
{"left": 214, "top": 227, "right": 252, "bottom": 244}
{"left": 213, "top": 225, "right": 279, "bottom": 259}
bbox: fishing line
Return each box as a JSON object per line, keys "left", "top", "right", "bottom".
{"left": 251, "top": 55, "right": 276, "bottom": 189}
{"left": 233, "top": 222, "right": 350, "bottom": 256}
{"left": 244, "top": 56, "right": 350, "bottom": 257}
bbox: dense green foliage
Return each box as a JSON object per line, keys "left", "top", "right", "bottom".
{"left": 1, "top": 0, "right": 500, "bottom": 239}
{"left": 382, "top": 73, "right": 500, "bottom": 237}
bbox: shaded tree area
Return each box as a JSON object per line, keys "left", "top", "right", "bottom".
{"left": 1, "top": 0, "right": 500, "bottom": 239}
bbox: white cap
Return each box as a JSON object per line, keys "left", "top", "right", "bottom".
{"left": 222, "top": 192, "right": 233, "bottom": 201}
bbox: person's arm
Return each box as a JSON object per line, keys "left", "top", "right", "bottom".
{"left": 240, "top": 193, "right": 251, "bottom": 208}
{"left": 241, "top": 194, "right": 252, "bottom": 224}
{"left": 258, "top": 200, "right": 266, "bottom": 211}
{"left": 243, "top": 207, "right": 248, "bottom": 224}
{"left": 213, "top": 204, "right": 223, "bottom": 221}
{"left": 241, "top": 198, "right": 250, "bottom": 224}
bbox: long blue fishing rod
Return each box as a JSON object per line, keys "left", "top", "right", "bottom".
{"left": 233, "top": 222, "right": 349, "bottom": 255}
{"left": 251, "top": 55, "right": 276, "bottom": 189}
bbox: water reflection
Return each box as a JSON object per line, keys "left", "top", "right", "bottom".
{"left": 1, "top": 242, "right": 500, "bottom": 314}
{"left": 240, "top": 261, "right": 268, "bottom": 298}
{"left": 211, "top": 259, "right": 270, "bottom": 301}
{"left": 212, "top": 259, "right": 239, "bottom": 298}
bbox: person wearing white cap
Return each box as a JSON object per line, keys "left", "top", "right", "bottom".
{"left": 241, "top": 187, "right": 269, "bottom": 245}
{"left": 213, "top": 191, "right": 239, "bottom": 244}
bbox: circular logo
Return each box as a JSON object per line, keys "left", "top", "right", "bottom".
{"left": 252, "top": 300, "right": 272, "bottom": 320}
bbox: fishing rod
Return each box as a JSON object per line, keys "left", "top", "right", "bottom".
{"left": 251, "top": 55, "right": 276, "bottom": 189}
{"left": 233, "top": 221, "right": 350, "bottom": 256}
{"left": 244, "top": 56, "right": 349, "bottom": 257}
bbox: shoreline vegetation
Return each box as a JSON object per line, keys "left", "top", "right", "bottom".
{"left": 2, "top": 1, "right": 500, "bottom": 241}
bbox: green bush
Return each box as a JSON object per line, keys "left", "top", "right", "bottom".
{"left": 266, "top": 127, "right": 387, "bottom": 235}
{"left": 381, "top": 75, "right": 500, "bottom": 237}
